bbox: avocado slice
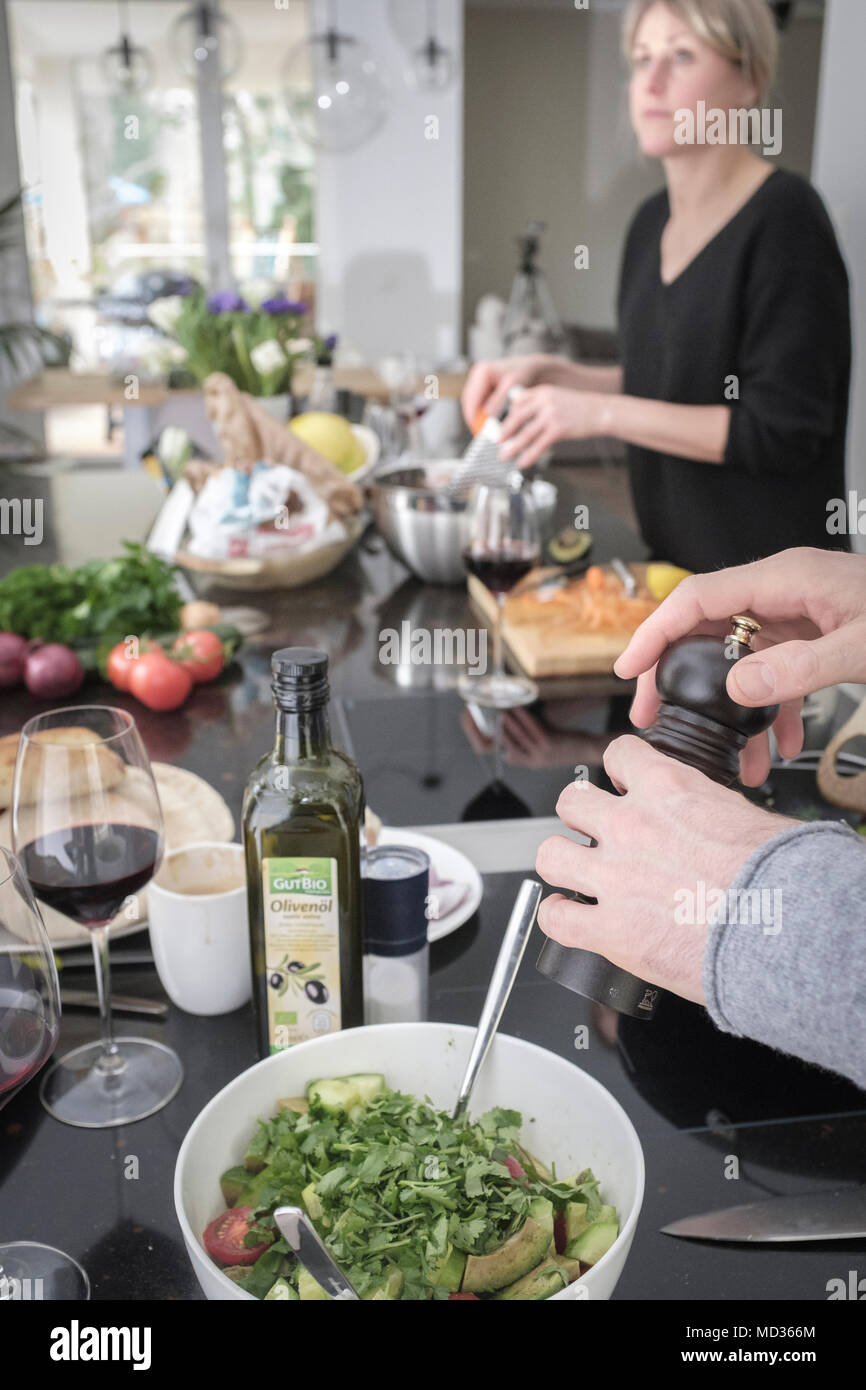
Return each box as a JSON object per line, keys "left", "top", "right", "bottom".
{"left": 219, "top": 1165, "right": 249, "bottom": 1207}
{"left": 566, "top": 1206, "right": 619, "bottom": 1266}
{"left": 548, "top": 526, "right": 592, "bottom": 566}
{"left": 462, "top": 1196, "right": 554, "bottom": 1294}
{"left": 428, "top": 1246, "right": 466, "bottom": 1293}
{"left": 276, "top": 1095, "right": 309, "bottom": 1115}
{"left": 552, "top": 1252, "right": 583, "bottom": 1284}
{"left": 298, "top": 1267, "right": 331, "bottom": 1301}
{"left": 494, "top": 1256, "right": 569, "bottom": 1301}
{"left": 222, "top": 1265, "right": 252, "bottom": 1286}
{"left": 564, "top": 1199, "right": 588, "bottom": 1245}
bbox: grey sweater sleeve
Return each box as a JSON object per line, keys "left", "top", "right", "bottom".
{"left": 702, "top": 820, "right": 866, "bottom": 1091}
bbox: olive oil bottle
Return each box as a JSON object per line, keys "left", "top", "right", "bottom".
{"left": 243, "top": 648, "right": 365, "bottom": 1056}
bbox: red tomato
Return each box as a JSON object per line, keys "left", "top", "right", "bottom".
{"left": 171, "top": 629, "right": 225, "bottom": 684}
{"left": 202, "top": 1206, "right": 274, "bottom": 1267}
{"left": 105, "top": 639, "right": 159, "bottom": 691}
{"left": 505, "top": 1154, "right": 527, "bottom": 1183}
{"left": 448, "top": 1293, "right": 479, "bottom": 1300}
{"left": 128, "top": 651, "right": 193, "bottom": 711}
{"left": 553, "top": 1210, "right": 567, "bottom": 1255}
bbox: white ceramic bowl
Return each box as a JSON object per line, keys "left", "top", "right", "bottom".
{"left": 174, "top": 1022, "right": 644, "bottom": 1302}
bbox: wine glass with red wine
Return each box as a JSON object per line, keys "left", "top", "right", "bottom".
{"left": 12, "top": 706, "right": 182, "bottom": 1128}
{"left": 0, "top": 845, "right": 90, "bottom": 1298}
{"left": 460, "top": 479, "right": 541, "bottom": 708}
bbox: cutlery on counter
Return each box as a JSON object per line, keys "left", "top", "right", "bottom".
{"left": 273, "top": 1207, "right": 361, "bottom": 1300}
{"left": 661, "top": 1187, "right": 866, "bottom": 1243}
{"left": 60, "top": 989, "right": 167, "bottom": 1018}
{"left": 452, "top": 878, "right": 543, "bottom": 1121}
{"left": 610, "top": 556, "right": 637, "bottom": 598}
{"left": 61, "top": 948, "right": 155, "bottom": 970}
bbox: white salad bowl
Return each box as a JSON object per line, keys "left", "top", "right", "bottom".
{"left": 174, "top": 1022, "right": 644, "bottom": 1302}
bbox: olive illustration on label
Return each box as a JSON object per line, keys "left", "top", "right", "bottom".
{"left": 271, "top": 956, "right": 327, "bottom": 1001}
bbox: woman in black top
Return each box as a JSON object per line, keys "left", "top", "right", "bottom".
{"left": 461, "top": 0, "right": 851, "bottom": 573}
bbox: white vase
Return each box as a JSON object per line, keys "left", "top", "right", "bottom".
{"left": 254, "top": 393, "right": 292, "bottom": 423}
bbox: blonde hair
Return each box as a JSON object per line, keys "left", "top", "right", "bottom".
{"left": 622, "top": 0, "right": 778, "bottom": 102}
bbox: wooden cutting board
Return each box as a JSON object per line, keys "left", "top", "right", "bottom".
{"left": 468, "top": 562, "right": 656, "bottom": 679}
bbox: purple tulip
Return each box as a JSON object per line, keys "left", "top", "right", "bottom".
{"left": 207, "top": 291, "right": 249, "bottom": 313}
{"left": 325, "top": 333, "right": 338, "bottom": 350}
{"left": 261, "top": 296, "right": 308, "bottom": 316}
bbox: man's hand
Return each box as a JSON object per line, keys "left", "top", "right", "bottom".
{"left": 614, "top": 547, "right": 866, "bottom": 786}
{"left": 535, "top": 736, "right": 798, "bottom": 1003}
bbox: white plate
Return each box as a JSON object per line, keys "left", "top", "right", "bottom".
{"left": 378, "top": 827, "right": 483, "bottom": 942}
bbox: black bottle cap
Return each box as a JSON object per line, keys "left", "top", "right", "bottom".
{"left": 271, "top": 648, "right": 329, "bottom": 710}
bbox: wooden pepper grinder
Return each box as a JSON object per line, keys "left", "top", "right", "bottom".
{"left": 536, "top": 616, "right": 780, "bottom": 1019}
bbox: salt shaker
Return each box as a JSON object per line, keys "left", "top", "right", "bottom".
{"left": 363, "top": 846, "right": 430, "bottom": 1025}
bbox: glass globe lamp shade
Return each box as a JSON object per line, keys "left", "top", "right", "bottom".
{"left": 283, "top": 29, "right": 387, "bottom": 154}
{"left": 172, "top": 2, "right": 243, "bottom": 82}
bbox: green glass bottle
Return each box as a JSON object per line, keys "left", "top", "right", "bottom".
{"left": 243, "top": 648, "right": 365, "bottom": 1057}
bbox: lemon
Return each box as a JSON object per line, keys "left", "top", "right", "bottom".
{"left": 289, "top": 412, "right": 366, "bottom": 475}
{"left": 646, "top": 562, "right": 692, "bottom": 601}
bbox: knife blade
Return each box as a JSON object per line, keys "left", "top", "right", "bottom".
{"left": 273, "top": 1206, "right": 360, "bottom": 1300}
{"left": 661, "top": 1188, "right": 866, "bottom": 1243}
{"left": 60, "top": 989, "right": 168, "bottom": 1018}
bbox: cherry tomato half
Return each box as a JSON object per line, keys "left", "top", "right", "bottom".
{"left": 202, "top": 1206, "right": 274, "bottom": 1267}
{"left": 128, "top": 651, "right": 193, "bottom": 711}
{"left": 448, "top": 1292, "right": 479, "bottom": 1300}
{"left": 171, "top": 629, "right": 225, "bottom": 684}
{"left": 504, "top": 1154, "right": 527, "bottom": 1183}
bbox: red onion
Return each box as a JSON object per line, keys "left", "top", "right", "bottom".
{"left": 23, "top": 643, "right": 85, "bottom": 700}
{"left": 0, "top": 632, "right": 28, "bottom": 688}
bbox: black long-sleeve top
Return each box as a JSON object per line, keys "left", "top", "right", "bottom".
{"left": 617, "top": 168, "right": 851, "bottom": 572}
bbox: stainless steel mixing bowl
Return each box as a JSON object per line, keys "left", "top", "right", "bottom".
{"left": 369, "top": 464, "right": 557, "bottom": 585}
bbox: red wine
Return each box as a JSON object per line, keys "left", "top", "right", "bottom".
{"left": 464, "top": 544, "right": 538, "bottom": 595}
{"left": 20, "top": 823, "right": 160, "bottom": 927}
{"left": 0, "top": 980, "right": 57, "bottom": 1108}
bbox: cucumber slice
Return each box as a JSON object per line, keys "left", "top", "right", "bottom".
{"left": 264, "top": 1277, "right": 298, "bottom": 1301}
{"left": 306, "top": 1077, "right": 362, "bottom": 1111}
{"left": 305, "top": 1073, "right": 385, "bottom": 1111}
{"left": 344, "top": 1073, "right": 386, "bottom": 1103}
{"left": 301, "top": 1181, "right": 324, "bottom": 1221}
{"left": 362, "top": 1264, "right": 404, "bottom": 1300}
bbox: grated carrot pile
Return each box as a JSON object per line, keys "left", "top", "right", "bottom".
{"left": 506, "top": 565, "right": 657, "bottom": 634}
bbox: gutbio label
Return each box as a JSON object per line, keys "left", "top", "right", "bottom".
{"left": 262, "top": 857, "right": 342, "bottom": 1052}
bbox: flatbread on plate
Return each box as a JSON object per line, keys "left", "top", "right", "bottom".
{"left": 0, "top": 761, "right": 234, "bottom": 947}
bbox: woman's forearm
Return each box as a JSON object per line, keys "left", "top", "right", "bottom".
{"left": 600, "top": 393, "right": 730, "bottom": 464}
{"left": 537, "top": 359, "right": 623, "bottom": 395}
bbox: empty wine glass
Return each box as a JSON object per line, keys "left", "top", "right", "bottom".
{"left": 0, "top": 845, "right": 90, "bottom": 1299}
{"left": 12, "top": 706, "right": 182, "bottom": 1128}
{"left": 460, "top": 479, "right": 541, "bottom": 709}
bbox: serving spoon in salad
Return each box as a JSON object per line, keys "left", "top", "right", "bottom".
{"left": 452, "top": 878, "right": 543, "bottom": 1121}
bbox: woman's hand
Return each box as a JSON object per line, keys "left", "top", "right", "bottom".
{"left": 460, "top": 356, "right": 546, "bottom": 428}
{"left": 614, "top": 547, "right": 866, "bottom": 786}
{"left": 535, "top": 736, "right": 798, "bottom": 1002}
{"left": 497, "top": 385, "right": 607, "bottom": 467}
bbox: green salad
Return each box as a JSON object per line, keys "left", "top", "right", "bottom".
{"left": 203, "top": 1073, "right": 619, "bottom": 1301}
